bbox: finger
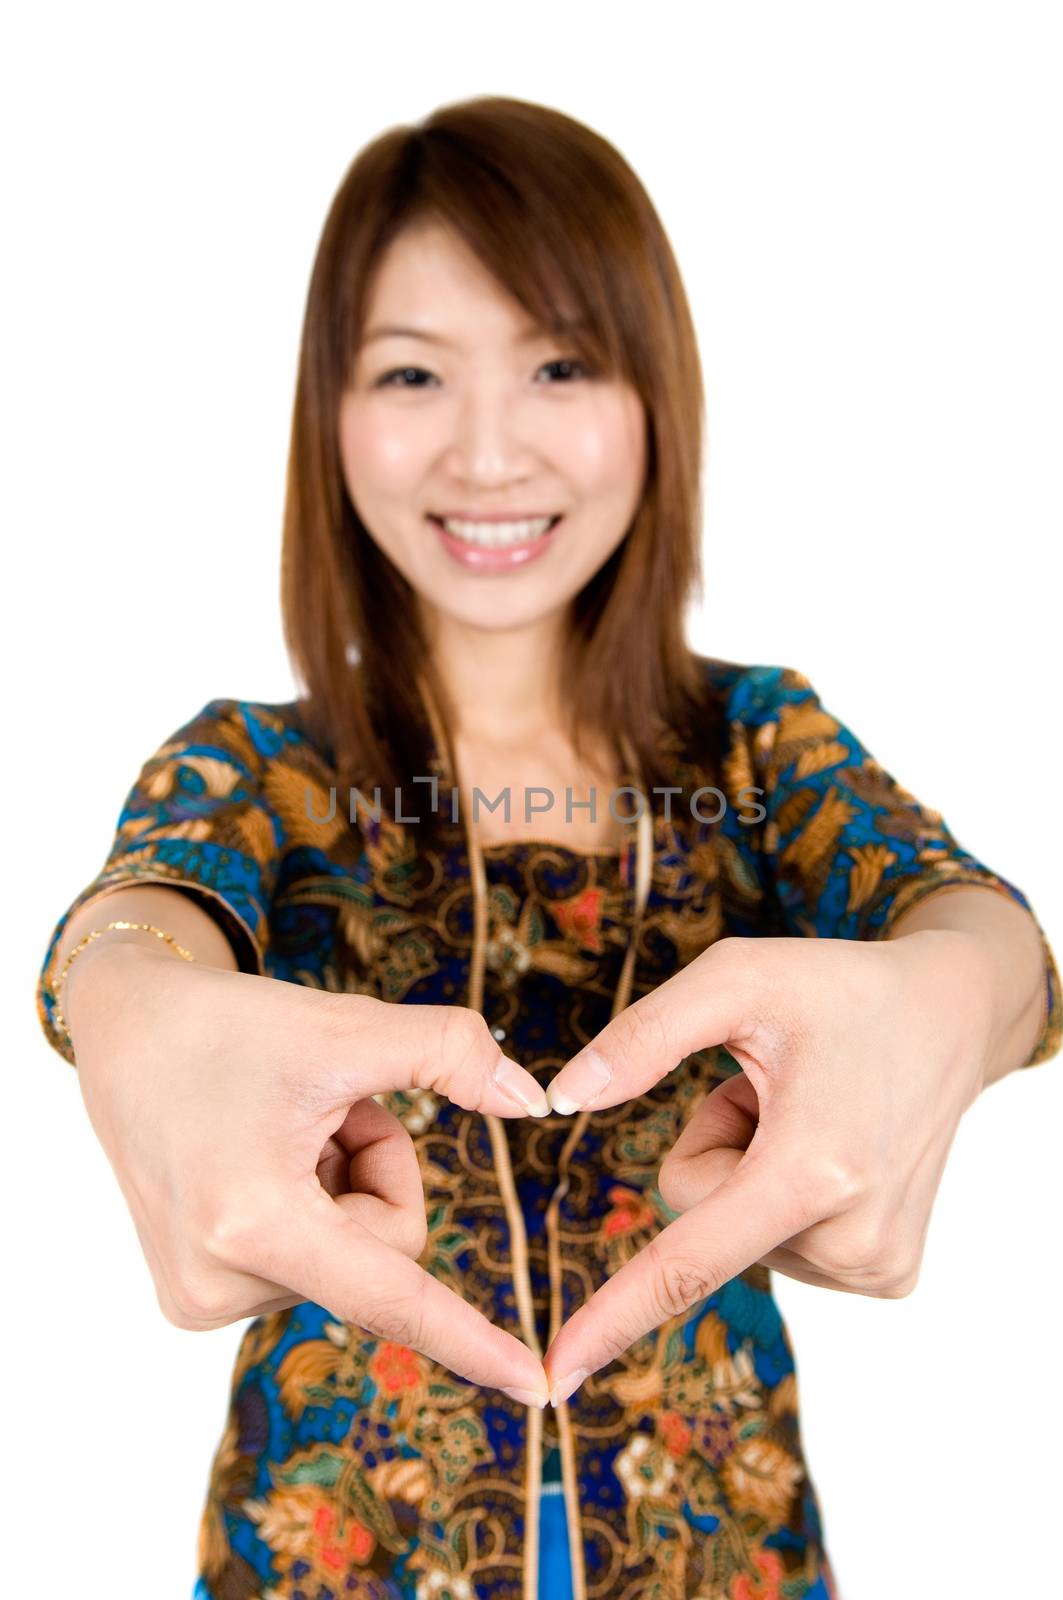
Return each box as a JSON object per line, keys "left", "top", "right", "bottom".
{"left": 545, "top": 947, "right": 751, "bottom": 1114}
{"left": 319, "top": 1099, "right": 427, "bottom": 1258}
{"left": 327, "top": 997, "right": 550, "bottom": 1118}
{"left": 331, "top": 1191, "right": 426, "bottom": 1259}
{"left": 254, "top": 1179, "right": 550, "bottom": 1400}
{"left": 754, "top": 1244, "right": 906, "bottom": 1296}
{"left": 661, "top": 1144, "right": 743, "bottom": 1213}
{"left": 658, "top": 1074, "right": 759, "bottom": 1212}
{"left": 171, "top": 1290, "right": 307, "bottom": 1331}
{"left": 544, "top": 1140, "right": 820, "bottom": 1399}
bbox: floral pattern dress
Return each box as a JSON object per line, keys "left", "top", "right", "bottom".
{"left": 35, "top": 658, "right": 1061, "bottom": 1600}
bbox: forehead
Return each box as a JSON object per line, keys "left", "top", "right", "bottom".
{"left": 359, "top": 222, "right": 575, "bottom": 351}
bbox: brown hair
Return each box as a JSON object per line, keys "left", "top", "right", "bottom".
{"left": 280, "top": 93, "right": 717, "bottom": 844}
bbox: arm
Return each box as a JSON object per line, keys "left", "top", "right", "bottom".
{"left": 36, "top": 696, "right": 276, "bottom": 1066}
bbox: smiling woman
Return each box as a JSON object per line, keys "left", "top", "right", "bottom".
{"left": 279, "top": 97, "right": 711, "bottom": 850}
{"left": 34, "top": 90, "right": 1060, "bottom": 1600}
{"left": 338, "top": 216, "right": 640, "bottom": 598}
{"left": 332, "top": 215, "right": 651, "bottom": 812}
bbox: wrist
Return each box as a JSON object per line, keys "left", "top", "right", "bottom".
{"left": 59, "top": 937, "right": 178, "bottom": 1049}
{"left": 879, "top": 927, "right": 995, "bottom": 1108}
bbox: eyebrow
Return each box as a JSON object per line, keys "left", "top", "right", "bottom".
{"left": 359, "top": 322, "right": 582, "bottom": 350}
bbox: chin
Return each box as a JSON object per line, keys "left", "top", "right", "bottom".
{"left": 428, "top": 588, "right": 568, "bottom": 634}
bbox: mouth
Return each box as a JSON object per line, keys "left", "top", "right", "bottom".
{"left": 426, "top": 512, "right": 564, "bottom": 572}
{"left": 427, "top": 513, "right": 562, "bottom": 548}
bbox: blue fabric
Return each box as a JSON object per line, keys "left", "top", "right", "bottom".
{"left": 538, "top": 1489, "right": 574, "bottom": 1600}
{"left": 192, "top": 1495, "right": 580, "bottom": 1600}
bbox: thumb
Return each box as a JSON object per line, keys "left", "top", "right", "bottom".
{"left": 658, "top": 1072, "right": 759, "bottom": 1212}
{"left": 326, "top": 996, "right": 550, "bottom": 1118}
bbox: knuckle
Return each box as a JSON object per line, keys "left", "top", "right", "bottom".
{"left": 436, "top": 1006, "right": 500, "bottom": 1107}
{"left": 163, "top": 1273, "right": 233, "bottom": 1329}
{"left": 397, "top": 1210, "right": 429, "bottom": 1261}
{"left": 443, "top": 1004, "right": 490, "bottom": 1046}
{"left": 805, "top": 1155, "right": 867, "bottom": 1216}
{"left": 647, "top": 1237, "right": 717, "bottom": 1320}
{"left": 362, "top": 1277, "right": 429, "bottom": 1348}
{"left": 706, "top": 935, "right": 756, "bottom": 986}
{"left": 860, "top": 1247, "right": 919, "bottom": 1297}
{"left": 200, "top": 1208, "right": 259, "bottom": 1270}
{"left": 438, "top": 1004, "right": 491, "bottom": 1069}
{"left": 157, "top": 1291, "right": 198, "bottom": 1331}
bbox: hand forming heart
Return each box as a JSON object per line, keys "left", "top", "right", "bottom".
{"left": 65, "top": 944, "right": 556, "bottom": 1405}
{"left": 539, "top": 929, "right": 997, "bottom": 1407}
{"left": 66, "top": 922, "right": 1012, "bottom": 1413}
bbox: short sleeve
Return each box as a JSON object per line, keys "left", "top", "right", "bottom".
{"left": 36, "top": 698, "right": 285, "bottom": 1067}
{"left": 718, "top": 664, "right": 1061, "bottom": 1070}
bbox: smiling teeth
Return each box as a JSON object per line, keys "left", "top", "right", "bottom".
{"left": 441, "top": 516, "right": 555, "bottom": 547}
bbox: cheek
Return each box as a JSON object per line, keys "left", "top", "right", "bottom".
{"left": 557, "top": 396, "right": 646, "bottom": 497}
{"left": 338, "top": 405, "right": 427, "bottom": 496}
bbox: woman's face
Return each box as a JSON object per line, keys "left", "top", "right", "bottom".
{"left": 338, "top": 221, "right": 647, "bottom": 639}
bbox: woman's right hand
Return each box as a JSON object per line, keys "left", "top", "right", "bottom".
{"left": 64, "top": 940, "right": 551, "bottom": 1403}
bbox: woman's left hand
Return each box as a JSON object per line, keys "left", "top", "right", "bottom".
{"left": 542, "top": 930, "right": 994, "bottom": 1402}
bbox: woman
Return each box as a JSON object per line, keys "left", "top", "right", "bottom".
{"left": 36, "top": 96, "right": 1060, "bottom": 1600}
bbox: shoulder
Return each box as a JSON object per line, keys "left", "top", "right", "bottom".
{"left": 693, "top": 656, "right": 820, "bottom": 730}
{"left": 179, "top": 695, "right": 329, "bottom": 769}
{"left": 683, "top": 657, "right": 851, "bottom": 799}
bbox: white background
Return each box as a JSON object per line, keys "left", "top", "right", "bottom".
{"left": 4, "top": 4, "right": 1061, "bottom": 1595}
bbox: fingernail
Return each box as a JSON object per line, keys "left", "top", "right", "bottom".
{"left": 546, "top": 1050, "right": 612, "bottom": 1114}
{"left": 548, "top": 1368, "right": 589, "bottom": 1408}
{"left": 502, "top": 1385, "right": 549, "bottom": 1408}
{"left": 493, "top": 1055, "right": 550, "bottom": 1117}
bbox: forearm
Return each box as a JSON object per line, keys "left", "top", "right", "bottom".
{"left": 56, "top": 883, "right": 239, "bottom": 1041}
{"left": 881, "top": 884, "right": 1046, "bottom": 1091}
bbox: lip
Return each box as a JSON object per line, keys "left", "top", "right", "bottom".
{"left": 428, "top": 513, "right": 562, "bottom": 571}
{"left": 430, "top": 511, "right": 561, "bottom": 523}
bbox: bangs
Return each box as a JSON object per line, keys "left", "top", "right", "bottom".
{"left": 345, "top": 118, "right": 636, "bottom": 387}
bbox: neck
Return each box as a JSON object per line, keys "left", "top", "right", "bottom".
{"left": 422, "top": 606, "right": 570, "bottom": 744}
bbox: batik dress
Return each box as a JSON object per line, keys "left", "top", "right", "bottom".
{"left": 36, "top": 658, "right": 1061, "bottom": 1600}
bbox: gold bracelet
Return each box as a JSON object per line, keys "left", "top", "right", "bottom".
{"left": 52, "top": 920, "right": 196, "bottom": 1044}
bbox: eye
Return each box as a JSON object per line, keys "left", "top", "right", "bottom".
{"left": 537, "top": 356, "right": 593, "bottom": 383}
{"left": 371, "top": 357, "right": 593, "bottom": 389}
{"left": 373, "top": 366, "right": 437, "bottom": 389}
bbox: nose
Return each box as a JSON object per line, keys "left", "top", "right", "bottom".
{"left": 441, "top": 382, "right": 538, "bottom": 484}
